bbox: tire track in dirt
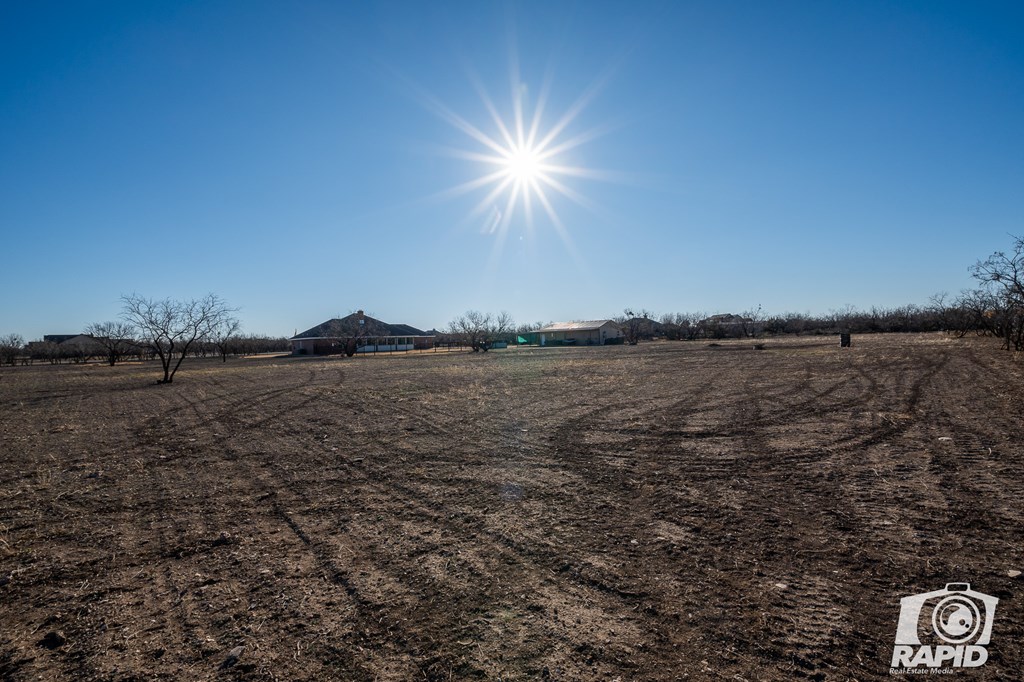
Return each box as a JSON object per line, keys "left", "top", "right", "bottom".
{"left": 534, "top": 348, "right": 957, "bottom": 679}
{"left": 131, "top": 369, "right": 453, "bottom": 679}
{"left": 177, "top": 367, "right": 321, "bottom": 435}
{"left": 742, "top": 351, "right": 952, "bottom": 677}
{"left": 243, "top": 441, "right": 655, "bottom": 679}
{"left": 133, "top": 386, "right": 228, "bottom": 676}
{"left": 0, "top": 376, "right": 115, "bottom": 682}
{"left": 121, "top": 369, "right": 380, "bottom": 679}
{"left": 230, "top": 357, "right": 658, "bottom": 673}
{"left": 5, "top": 340, "right": 1022, "bottom": 681}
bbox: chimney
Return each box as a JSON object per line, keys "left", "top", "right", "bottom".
{"left": 357, "top": 310, "right": 365, "bottom": 326}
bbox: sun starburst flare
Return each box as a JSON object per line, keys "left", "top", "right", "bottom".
{"left": 417, "top": 61, "right": 619, "bottom": 262}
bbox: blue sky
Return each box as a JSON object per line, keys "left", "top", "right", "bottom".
{"left": 1, "top": 1, "right": 1022, "bottom": 339}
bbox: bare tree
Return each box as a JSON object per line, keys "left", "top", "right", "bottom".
{"left": 84, "top": 321, "right": 138, "bottom": 366}
{"left": 121, "top": 293, "right": 238, "bottom": 383}
{"left": 739, "top": 305, "right": 764, "bottom": 338}
{"left": 516, "top": 321, "right": 545, "bottom": 335}
{"left": 344, "top": 312, "right": 376, "bottom": 357}
{"left": 208, "top": 316, "right": 242, "bottom": 362}
{"left": 28, "top": 340, "right": 62, "bottom": 364}
{"left": 969, "top": 235, "right": 1024, "bottom": 350}
{"left": 448, "top": 310, "right": 493, "bottom": 351}
{"left": 949, "top": 289, "right": 995, "bottom": 339}
{"left": 927, "top": 293, "right": 954, "bottom": 333}
{"left": 0, "top": 333, "right": 24, "bottom": 366}
{"left": 484, "top": 311, "right": 515, "bottom": 348}
{"left": 233, "top": 334, "right": 290, "bottom": 356}
{"left": 622, "top": 308, "right": 653, "bottom": 345}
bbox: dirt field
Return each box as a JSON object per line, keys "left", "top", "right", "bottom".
{"left": 1, "top": 334, "right": 1022, "bottom": 681}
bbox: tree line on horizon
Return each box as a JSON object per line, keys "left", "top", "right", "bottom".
{"left": 447, "top": 234, "right": 1024, "bottom": 351}
{"left": 1, "top": 235, "right": 1022, "bottom": 378}
{"left": 0, "top": 294, "right": 289, "bottom": 382}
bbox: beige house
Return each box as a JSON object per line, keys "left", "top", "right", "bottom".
{"left": 531, "top": 320, "right": 623, "bottom": 346}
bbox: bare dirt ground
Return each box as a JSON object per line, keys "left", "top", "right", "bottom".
{"left": 1, "top": 334, "right": 1022, "bottom": 681}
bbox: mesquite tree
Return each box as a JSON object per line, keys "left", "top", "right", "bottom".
{"left": 967, "top": 235, "right": 1024, "bottom": 351}
{"left": 0, "top": 333, "right": 23, "bottom": 366}
{"left": 208, "top": 316, "right": 242, "bottom": 362}
{"left": 448, "top": 311, "right": 514, "bottom": 351}
{"left": 121, "top": 293, "right": 238, "bottom": 383}
{"left": 83, "top": 321, "right": 138, "bottom": 366}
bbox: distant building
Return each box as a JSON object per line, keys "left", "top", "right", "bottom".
{"left": 290, "top": 310, "right": 434, "bottom": 355}
{"left": 701, "top": 313, "right": 750, "bottom": 325}
{"left": 699, "top": 313, "right": 762, "bottom": 338}
{"left": 41, "top": 334, "right": 104, "bottom": 354}
{"left": 43, "top": 334, "right": 78, "bottom": 344}
{"left": 28, "top": 334, "right": 146, "bottom": 361}
{"left": 622, "top": 316, "right": 664, "bottom": 340}
{"left": 522, "top": 320, "right": 623, "bottom": 346}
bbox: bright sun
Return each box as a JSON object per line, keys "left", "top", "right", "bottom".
{"left": 504, "top": 145, "right": 542, "bottom": 183}
{"left": 419, "top": 61, "right": 615, "bottom": 250}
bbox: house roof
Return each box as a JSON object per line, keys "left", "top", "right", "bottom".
{"left": 702, "top": 313, "right": 752, "bottom": 324}
{"left": 624, "top": 317, "right": 663, "bottom": 329}
{"left": 42, "top": 334, "right": 110, "bottom": 348}
{"left": 536, "top": 320, "right": 619, "bottom": 333}
{"left": 291, "top": 313, "right": 430, "bottom": 340}
{"left": 387, "top": 323, "right": 428, "bottom": 336}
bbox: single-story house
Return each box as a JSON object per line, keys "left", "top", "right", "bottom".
{"left": 699, "top": 313, "right": 763, "bottom": 338}
{"left": 290, "top": 311, "right": 434, "bottom": 355}
{"left": 621, "top": 316, "right": 665, "bottom": 340}
{"left": 522, "top": 320, "right": 623, "bottom": 346}
{"left": 38, "top": 334, "right": 105, "bottom": 356}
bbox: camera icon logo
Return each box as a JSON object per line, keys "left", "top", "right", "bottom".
{"left": 932, "top": 592, "right": 981, "bottom": 644}
{"left": 891, "top": 583, "right": 998, "bottom": 670}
